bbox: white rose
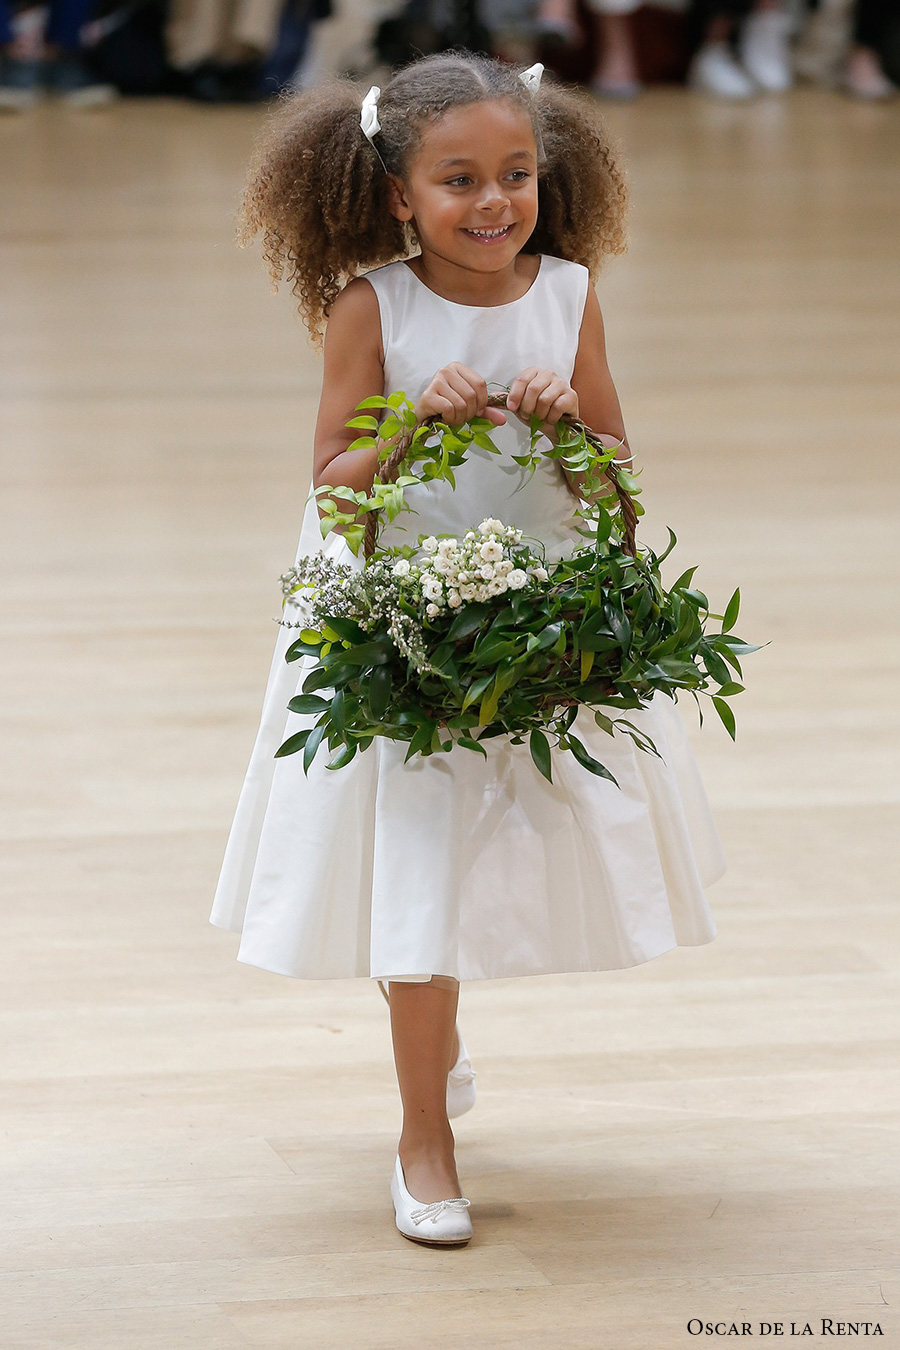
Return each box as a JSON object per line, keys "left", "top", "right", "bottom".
{"left": 480, "top": 517, "right": 504, "bottom": 535}
{"left": 459, "top": 583, "right": 477, "bottom": 601}
{"left": 479, "top": 540, "right": 502, "bottom": 562}
{"left": 479, "top": 563, "right": 495, "bottom": 581}
{"left": 425, "top": 602, "right": 440, "bottom": 617}
{"left": 487, "top": 577, "right": 508, "bottom": 596}
{"left": 532, "top": 566, "right": 549, "bottom": 582}
{"left": 432, "top": 556, "right": 452, "bottom": 575}
{"left": 422, "top": 576, "right": 443, "bottom": 600}
{"left": 457, "top": 571, "right": 470, "bottom": 584}
{"left": 507, "top": 569, "right": 528, "bottom": 590}
{"left": 447, "top": 590, "right": 462, "bottom": 608}
{"left": 392, "top": 558, "right": 411, "bottom": 577}
{"left": 421, "top": 536, "right": 438, "bottom": 554}
{"left": 437, "top": 538, "right": 458, "bottom": 557}
{"left": 495, "top": 560, "right": 513, "bottom": 576}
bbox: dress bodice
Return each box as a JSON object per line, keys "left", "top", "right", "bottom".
{"left": 364, "top": 255, "right": 591, "bottom": 561}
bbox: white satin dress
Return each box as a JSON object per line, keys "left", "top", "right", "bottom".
{"left": 210, "top": 256, "right": 724, "bottom": 983}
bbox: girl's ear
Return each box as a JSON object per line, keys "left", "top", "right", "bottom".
{"left": 386, "top": 174, "right": 414, "bottom": 223}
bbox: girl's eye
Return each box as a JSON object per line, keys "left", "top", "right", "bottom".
{"left": 507, "top": 171, "right": 530, "bottom": 182}
{"left": 447, "top": 176, "right": 472, "bottom": 187}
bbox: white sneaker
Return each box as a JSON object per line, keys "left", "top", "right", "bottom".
{"left": 689, "top": 41, "right": 757, "bottom": 99}
{"left": 739, "top": 9, "right": 793, "bottom": 92}
{"left": 391, "top": 1155, "right": 473, "bottom": 1247}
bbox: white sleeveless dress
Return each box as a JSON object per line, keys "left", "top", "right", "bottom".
{"left": 210, "top": 256, "right": 724, "bottom": 983}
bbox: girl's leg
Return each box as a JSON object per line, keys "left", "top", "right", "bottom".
{"left": 388, "top": 977, "right": 463, "bottom": 1203}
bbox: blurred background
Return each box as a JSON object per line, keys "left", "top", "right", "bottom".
{"left": 1, "top": 0, "right": 899, "bottom": 107}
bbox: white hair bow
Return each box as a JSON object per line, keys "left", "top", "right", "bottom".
{"left": 360, "top": 85, "right": 382, "bottom": 141}
{"left": 518, "top": 62, "right": 544, "bottom": 95}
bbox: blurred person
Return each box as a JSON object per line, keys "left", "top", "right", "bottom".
{"left": 166, "top": 0, "right": 285, "bottom": 99}
{"left": 843, "top": 0, "right": 898, "bottom": 95}
{"left": 535, "top": 0, "right": 644, "bottom": 98}
{"left": 0, "top": 0, "right": 117, "bottom": 107}
{"left": 688, "top": 0, "right": 793, "bottom": 96}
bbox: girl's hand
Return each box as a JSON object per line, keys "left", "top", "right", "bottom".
{"left": 415, "top": 364, "right": 507, "bottom": 427}
{"left": 506, "top": 368, "right": 579, "bottom": 431}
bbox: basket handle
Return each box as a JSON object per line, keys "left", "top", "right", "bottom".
{"left": 362, "top": 391, "right": 637, "bottom": 560}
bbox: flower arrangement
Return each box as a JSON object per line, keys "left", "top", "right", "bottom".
{"left": 275, "top": 393, "right": 756, "bottom": 783}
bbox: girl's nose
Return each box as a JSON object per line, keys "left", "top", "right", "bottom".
{"left": 476, "top": 182, "right": 509, "bottom": 211}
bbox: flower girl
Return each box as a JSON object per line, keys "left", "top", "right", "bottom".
{"left": 212, "top": 53, "right": 725, "bottom": 1247}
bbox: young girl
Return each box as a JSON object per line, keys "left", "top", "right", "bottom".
{"left": 211, "top": 53, "right": 725, "bottom": 1249}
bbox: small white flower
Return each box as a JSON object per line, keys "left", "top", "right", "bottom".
{"left": 532, "top": 566, "right": 549, "bottom": 582}
{"left": 422, "top": 576, "right": 443, "bottom": 601}
{"left": 487, "top": 577, "right": 508, "bottom": 596}
{"left": 437, "top": 538, "right": 458, "bottom": 557}
{"left": 447, "top": 590, "right": 462, "bottom": 608}
{"left": 479, "top": 563, "right": 495, "bottom": 580}
{"left": 479, "top": 541, "right": 503, "bottom": 562}
{"left": 392, "top": 558, "right": 411, "bottom": 577}
{"left": 457, "top": 570, "right": 471, "bottom": 583}
{"left": 495, "top": 559, "right": 513, "bottom": 576}
{"left": 432, "top": 556, "right": 452, "bottom": 575}
{"left": 507, "top": 569, "right": 528, "bottom": 590}
{"left": 426, "top": 602, "right": 440, "bottom": 617}
{"left": 459, "top": 583, "right": 477, "bottom": 601}
{"left": 422, "top": 536, "right": 438, "bottom": 554}
{"left": 478, "top": 518, "right": 503, "bottom": 537}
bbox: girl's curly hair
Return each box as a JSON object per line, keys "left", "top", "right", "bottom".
{"left": 238, "top": 53, "right": 628, "bottom": 343}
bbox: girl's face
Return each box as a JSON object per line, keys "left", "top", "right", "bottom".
{"left": 388, "top": 100, "right": 539, "bottom": 277}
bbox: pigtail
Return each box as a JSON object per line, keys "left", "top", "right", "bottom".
{"left": 529, "top": 82, "right": 628, "bottom": 276}
{"left": 237, "top": 83, "right": 408, "bottom": 343}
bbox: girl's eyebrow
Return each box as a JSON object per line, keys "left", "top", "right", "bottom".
{"left": 434, "top": 150, "right": 536, "bottom": 170}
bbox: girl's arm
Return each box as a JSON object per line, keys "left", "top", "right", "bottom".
{"left": 312, "top": 278, "right": 385, "bottom": 502}
{"left": 567, "top": 284, "right": 630, "bottom": 501}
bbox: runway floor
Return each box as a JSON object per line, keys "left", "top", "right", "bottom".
{"left": 1, "top": 88, "right": 899, "bottom": 1348}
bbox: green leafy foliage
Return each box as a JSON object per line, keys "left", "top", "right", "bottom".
{"left": 276, "top": 392, "right": 759, "bottom": 779}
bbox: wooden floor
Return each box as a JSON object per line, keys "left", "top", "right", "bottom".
{"left": 1, "top": 89, "right": 898, "bottom": 1349}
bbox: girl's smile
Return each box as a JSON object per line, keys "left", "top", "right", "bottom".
{"left": 387, "top": 101, "right": 540, "bottom": 304}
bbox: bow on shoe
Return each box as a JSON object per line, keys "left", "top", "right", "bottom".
{"left": 410, "top": 1198, "right": 472, "bottom": 1225}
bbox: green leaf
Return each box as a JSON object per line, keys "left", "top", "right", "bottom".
{"left": 566, "top": 735, "right": 619, "bottom": 785}
{"left": 457, "top": 735, "right": 488, "bottom": 758}
{"left": 302, "top": 722, "right": 326, "bottom": 773}
{"left": 446, "top": 602, "right": 492, "bottom": 642}
{"left": 721, "top": 586, "right": 741, "bottom": 633}
{"left": 355, "top": 395, "right": 390, "bottom": 409}
{"left": 703, "top": 647, "right": 732, "bottom": 686}
{"left": 529, "top": 728, "right": 553, "bottom": 782}
{"left": 321, "top": 615, "right": 365, "bottom": 643}
{"left": 657, "top": 528, "right": 678, "bottom": 564}
{"left": 345, "top": 436, "right": 378, "bottom": 452}
{"left": 669, "top": 566, "right": 698, "bottom": 593}
{"left": 302, "top": 665, "right": 336, "bottom": 693}
{"left": 285, "top": 638, "right": 322, "bottom": 663}
{"left": 712, "top": 696, "right": 737, "bottom": 740}
{"left": 334, "top": 641, "right": 393, "bottom": 666}
{"left": 345, "top": 415, "right": 379, "bottom": 430}
{"left": 715, "top": 681, "right": 745, "bottom": 698}
{"left": 275, "top": 728, "right": 311, "bottom": 758}
{"left": 368, "top": 664, "right": 392, "bottom": 720}
{"left": 287, "top": 694, "right": 330, "bottom": 715}
{"left": 478, "top": 676, "right": 502, "bottom": 726}
{"left": 462, "top": 672, "right": 494, "bottom": 710}
{"left": 326, "top": 742, "right": 358, "bottom": 770}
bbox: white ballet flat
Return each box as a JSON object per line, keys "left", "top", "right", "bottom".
{"left": 391, "top": 1154, "right": 472, "bottom": 1247}
{"left": 446, "top": 1028, "right": 477, "bottom": 1120}
{"left": 377, "top": 980, "right": 477, "bottom": 1120}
